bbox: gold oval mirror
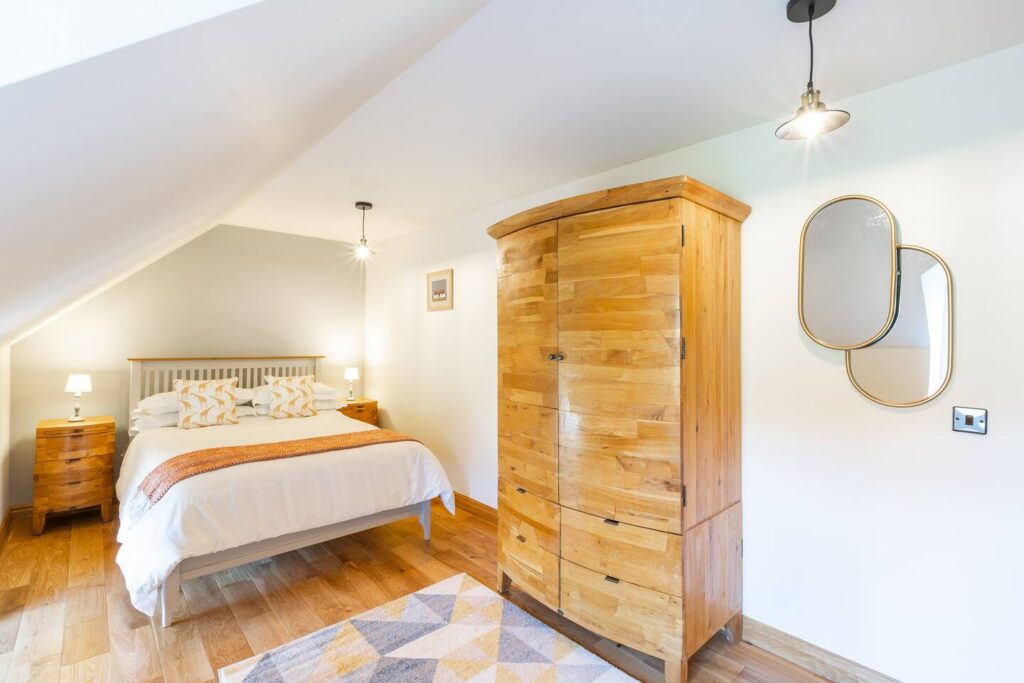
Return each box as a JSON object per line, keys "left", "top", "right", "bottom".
{"left": 799, "top": 196, "right": 899, "bottom": 349}
{"left": 846, "top": 246, "right": 953, "bottom": 407}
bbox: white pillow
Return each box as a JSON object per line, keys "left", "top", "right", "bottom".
{"left": 132, "top": 412, "right": 179, "bottom": 432}
{"left": 313, "top": 382, "right": 344, "bottom": 400}
{"left": 137, "top": 391, "right": 178, "bottom": 415}
{"left": 234, "top": 387, "right": 255, "bottom": 405}
{"left": 254, "top": 403, "right": 269, "bottom": 416}
{"left": 236, "top": 405, "right": 257, "bottom": 418}
{"left": 315, "top": 399, "right": 344, "bottom": 411}
{"left": 252, "top": 385, "right": 273, "bottom": 406}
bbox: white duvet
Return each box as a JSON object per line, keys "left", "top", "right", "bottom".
{"left": 115, "top": 411, "right": 455, "bottom": 614}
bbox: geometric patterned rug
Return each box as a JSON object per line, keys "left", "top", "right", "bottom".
{"left": 218, "top": 572, "right": 636, "bottom": 682}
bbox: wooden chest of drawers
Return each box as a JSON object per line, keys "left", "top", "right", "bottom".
{"left": 339, "top": 398, "right": 378, "bottom": 426}
{"left": 33, "top": 416, "right": 115, "bottom": 535}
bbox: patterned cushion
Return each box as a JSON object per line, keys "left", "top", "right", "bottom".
{"left": 174, "top": 378, "right": 239, "bottom": 429}
{"left": 264, "top": 375, "right": 315, "bottom": 419}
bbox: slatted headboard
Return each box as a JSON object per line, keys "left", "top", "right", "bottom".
{"left": 128, "top": 356, "right": 324, "bottom": 408}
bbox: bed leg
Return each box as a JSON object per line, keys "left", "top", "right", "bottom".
{"left": 159, "top": 566, "right": 180, "bottom": 628}
{"left": 418, "top": 500, "right": 431, "bottom": 541}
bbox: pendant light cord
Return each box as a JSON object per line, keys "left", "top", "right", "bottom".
{"left": 360, "top": 207, "right": 366, "bottom": 241}
{"left": 807, "top": 5, "right": 815, "bottom": 89}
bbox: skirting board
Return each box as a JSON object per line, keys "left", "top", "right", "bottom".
{"left": 0, "top": 504, "right": 33, "bottom": 552}
{"left": 453, "top": 491, "right": 498, "bottom": 525}
{"left": 743, "top": 617, "right": 902, "bottom": 683}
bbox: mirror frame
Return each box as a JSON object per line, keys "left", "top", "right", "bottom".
{"left": 798, "top": 195, "right": 900, "bottom": 350}
{"left": 845, "top": 245, "right": 954, "bottom": 407}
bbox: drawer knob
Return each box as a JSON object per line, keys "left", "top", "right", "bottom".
{"left": 515, "top": 487, "right": 526, "bottom": 494}
{"left": 547, "top": 353, "right": 564, "bottom": 361}
{"left": 65, "top": 458, "right": 82, "bottom": 465}
{"left": 516, "top": 534, "right": 526, "bottom": 543}
{"left": 67, "top": 481, "right": 81, "bottom": 486}
{"left": 604, "top": 575, "right": 620, "bottom": 584}
{"left": 603, "top": 518, "right": 620, "bottom": 526}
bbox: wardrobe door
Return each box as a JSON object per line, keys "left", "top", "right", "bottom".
{"left": 557, "top": 200, "right": 683, "bottom": 534}
{"left": 497, "top": 220, "right": 561, "bottom": 610}
{"left": 498, "top": 220, "right": 559, "bottom": 409}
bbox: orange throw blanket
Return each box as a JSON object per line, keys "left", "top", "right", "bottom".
{"left": 138, "top": 429, "right": 421, "bottom": 507}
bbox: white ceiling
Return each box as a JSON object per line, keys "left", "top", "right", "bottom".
{"left": 0, "top": 0, "right": 486, "bottom": 344}
{"left": 0, "top": 0, "right": 263, "bottom": 87}
{"left": 227, "top": 0, "right": 1024, "bottom": 245}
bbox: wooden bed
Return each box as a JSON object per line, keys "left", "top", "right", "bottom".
{"left": 126, "top": 356, "right": 432, "bottom": 627}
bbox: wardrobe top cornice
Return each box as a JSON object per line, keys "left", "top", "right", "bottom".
{"left": 486, "top": 175, "right": 751, "bottom": 239}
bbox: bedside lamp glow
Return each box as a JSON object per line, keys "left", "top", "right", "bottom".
{"left": 343, "top": 367, "right": 359, "bottom": 401}
{"left": 64, "top": 374, "right": 92, "bottom": 422}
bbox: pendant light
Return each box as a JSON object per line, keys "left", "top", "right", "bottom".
{"left": 776, "top": 0, "right": 850, "bottom": 140}
{"left": 354, "top": 201, "right": 373, "bottom": 259}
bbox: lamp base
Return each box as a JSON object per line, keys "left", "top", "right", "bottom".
{"left": 67, "top": 416, "right": 85, "bottom": 423}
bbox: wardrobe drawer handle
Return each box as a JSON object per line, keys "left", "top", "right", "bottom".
{"left": 67, "top": 480, "right": 81, "bottom": 486}
{"left": 604, "top": 575, "right": 620, "bottom": 584}
{"left": 516, "top": 534, "right": 526, "bottom": 543}
{"left": 65, "top": 458, "right": 82, "bottom": 465}
{"left": 515, "top": 487, "right": 526, "bottom": 494}
{"left": 603, "top": 518, "right": 619, "bottom": 526}
{"left": 546, "top": 353, "right": 564, "bottom": 361}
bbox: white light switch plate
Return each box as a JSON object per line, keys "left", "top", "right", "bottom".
{"left": 953, "top": 407, "right": 987, "bottom": 435}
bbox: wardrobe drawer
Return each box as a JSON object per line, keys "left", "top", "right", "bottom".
{"left": 35, "top": 479, "right": 112, "bottom": 512}
{"left": 498, "top": 400, "right": 557, "bottom": 502}
{"left": 498, "top": 517, "right": 559, "bottom": 611}
{"left": 560, "top": 506, "right": 681, "bottom": 596}
{"left": 498, "top": 478, "right": 559, "bottom": 554}
{"left": 36, "top": 431, "right": 115, "bottom": 461}
{"left": 560, "top": 559, "right": 682, "bottom": 660}
{"left": 33, "top": 454, "right": 113, "bottom": 486}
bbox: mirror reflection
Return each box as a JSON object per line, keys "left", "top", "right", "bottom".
{"left": 847, "top": 246, "right": 953, "bottom": 407}
{"left": 800, "top": 196, "right": 898, "bottom": 349}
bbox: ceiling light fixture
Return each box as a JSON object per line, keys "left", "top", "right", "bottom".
{"left": 776, "top": 0, "right": 850, "bottom": 141}
{"left": 354, "top": 201, "right": 373, "bottom": 259}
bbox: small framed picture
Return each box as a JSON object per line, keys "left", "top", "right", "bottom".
{"left": 427, "top": 269, "right": 453, "bottom": 311}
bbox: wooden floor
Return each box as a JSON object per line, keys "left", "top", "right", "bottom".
{"left": 0, "top": 501, "right": 827, "bottom": 683}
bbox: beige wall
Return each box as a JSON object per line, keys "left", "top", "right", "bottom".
{"left": 9, "top": 224, "right": 364, "bottom": 505}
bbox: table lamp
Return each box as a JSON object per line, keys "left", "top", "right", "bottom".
{"left": 344, "top": 367, "right": 359, "bottom": 401}
{"left": 64, "top": 374, "right": 92, "bottom": 422}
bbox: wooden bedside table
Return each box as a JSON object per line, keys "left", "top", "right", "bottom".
{"left": 33, "top": 415, "right": 115, "bottom": 535}
{"left": 339, "top": 399, "right": 378, "bottom": 426}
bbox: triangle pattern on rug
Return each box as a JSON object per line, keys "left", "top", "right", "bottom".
{"left": 351, "top": 617, "right": 445, "bottom": 655}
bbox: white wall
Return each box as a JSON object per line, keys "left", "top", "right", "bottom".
{"left": 10, "top": 224, "right": 365, "bottom": 505}
{"left": 0, "top": 345, "right": 10, "bottom": 516}
{"left": 365, "top": 44, "right": 1024, "bottom": 682}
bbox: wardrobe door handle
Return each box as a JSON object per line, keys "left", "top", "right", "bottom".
{"left": 604, "top": 575, "right": 620, "bottom": 584}
{"left": 547, "top": 353, "right": 564, "bottom": 361}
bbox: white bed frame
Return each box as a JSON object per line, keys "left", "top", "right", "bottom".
{"left": 127, "top": 356, "right": 433, "bottom": 628}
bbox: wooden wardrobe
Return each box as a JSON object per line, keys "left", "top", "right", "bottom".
{"left": 489, "top": 176, "right": 750, "bottom": 682}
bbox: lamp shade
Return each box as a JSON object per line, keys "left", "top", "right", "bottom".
{"left": 64, "top": 374, "right": 92, "bottom": 393}
{"left": 344, "top": 367, "right": 360, "bottom": 381}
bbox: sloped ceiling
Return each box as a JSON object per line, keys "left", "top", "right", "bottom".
{"left": 0, "top": 0, "right": 264, "bottom": 87}
{"left": 227, "top": 0, "right": 1024, "bottom": 244}
{"left": 0, "top": 0, "right": 487, "bottom": 344}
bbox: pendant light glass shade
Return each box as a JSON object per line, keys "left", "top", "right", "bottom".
{"left": 354, "top": 201, "right": 373, "bottom": 259}
{"left": 777, "top": 0, "right": 849, "bottom": 141}
{"left": 775, "top": 87, "right": 850, "bottom": 140}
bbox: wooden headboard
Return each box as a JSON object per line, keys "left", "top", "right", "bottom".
{"left": 128, "top": 356, "right": 324, "bottom": 408}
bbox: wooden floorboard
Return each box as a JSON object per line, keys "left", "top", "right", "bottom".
{"left": 0, "top": 502, "right": 828, "bottom": 682}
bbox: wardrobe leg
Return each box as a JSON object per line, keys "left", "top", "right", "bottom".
{"left": 497, "top": 570, "right": 511, "bottom": 595}
{"left": 665, "top": 658, "right": 687, "bottom": 683}
{"left": 723, "top": 612, "right": 744, "bottom": 644}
